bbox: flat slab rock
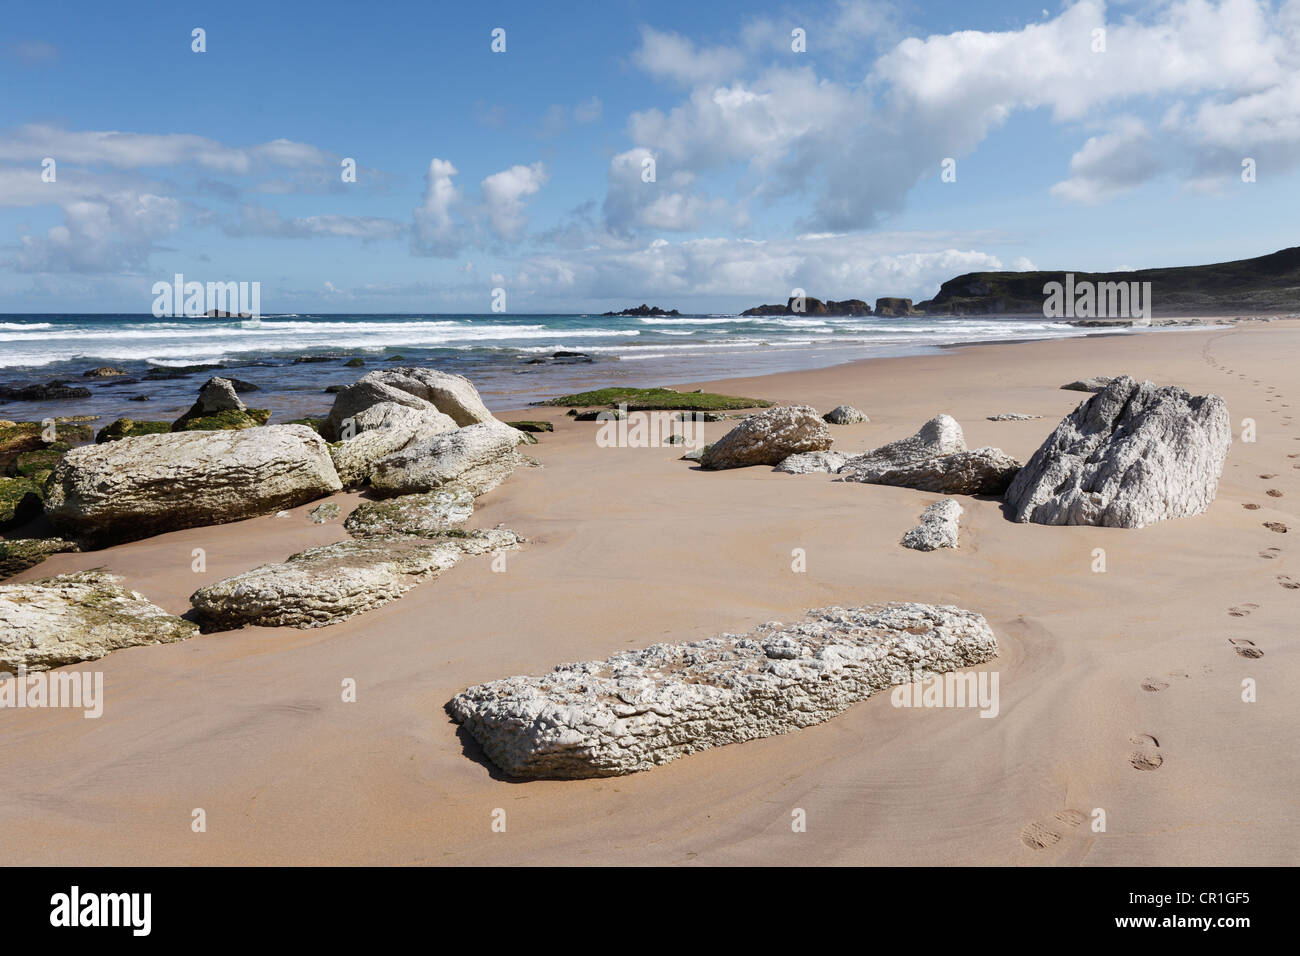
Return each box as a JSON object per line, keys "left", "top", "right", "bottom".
{"left": 44, "top": 425, "right": 342, "bottom": 547}
{"left": 838, "top": 446, "right": 1021, "bottom": 495}
{"left": 1, "top": 570, "right": 197, "bottom": 673}
{"left": 190, "top": 529, "right": 522, "bottom": 630}
{"left": 1004, "top": 375, "right": 1231, "bottom": 528}
{"left": 901, "top": 499, "right": 962, "bottom": 551}
{"left": 448, "top": 602, "right": 998, "bottom": 779}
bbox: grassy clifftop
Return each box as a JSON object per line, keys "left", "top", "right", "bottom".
{"left": 916, "top": 246, "right": 1300, "bottom": 316}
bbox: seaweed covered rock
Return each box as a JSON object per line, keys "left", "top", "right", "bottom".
{"left": 0, "top": 570, "right": 197, "bottom": 672}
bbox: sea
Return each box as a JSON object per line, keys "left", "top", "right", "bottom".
{"left": 0, "top": 312, "right": 1132, "bottom": 424}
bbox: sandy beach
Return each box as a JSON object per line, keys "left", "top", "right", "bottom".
{"left": 1, "top": 319, "right": 1296, "bottom": 866}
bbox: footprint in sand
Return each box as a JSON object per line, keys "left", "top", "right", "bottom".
{"left": 1229, "top": 637, "right": 1264, "bottom": 659}
{"left": 1243, "top": 503, "right": 1261, "bottom": 510}
{"left": 1260, "top": 547, "right": 1282, "bottom": 559}
{"left": 1228, "top": 603, "right": 1259, "bottom": 617}
{"left": 1129, "top": 735, "right": 1165, "bottom": 771}
{"left": 1140, "top": 677, "right": 1170, "bottom": 692}
{"left": 1266, "top": 489, "right": 1284, "bottom": 497}
{"left": 1260, "top": 473, "right": 1278, "bottom": 479}
{"left": 1264, "top": 522, "right": 1289, "bottom": 533}
{"left": 1019, "top": 809, "right": 1087, "bottom": 850}
{"left": 1278, "top": 575, "right": 1300, "bottom": 590}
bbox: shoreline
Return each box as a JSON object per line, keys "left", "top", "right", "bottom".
{"left": 2, "top": 319, "right": 1297, "bottom": 865}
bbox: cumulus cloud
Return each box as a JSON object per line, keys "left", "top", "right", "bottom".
{"left": 411, "top": 158, "right": 463, "bottom": 256}
{"left": 1051, "top": 117, "right": 1164, "bottom": 202}
{"left": 480, "top": 162, "right": 548, "bottom": 240}
{"left": 610, "top": 0, "right": 1300, "bottom": 233}
{"left": 11, "top": 192, "right": 185, "bottom": 273}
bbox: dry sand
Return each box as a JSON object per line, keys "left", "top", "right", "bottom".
{"left": 1, "top": 320, "right": 1296, "bottom": 865}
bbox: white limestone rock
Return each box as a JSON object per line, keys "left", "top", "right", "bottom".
{"left": 369, "top": 422, "right": 530, "bottom": 498}
{"left": 448, "top": 602, "right": 998, "bottom": 778}
{"left": 700, "top": 405, "right": 832, "bottom": 470}
{"left": 823, "top": 405, "right": 868, "bottom": 425}
{"left": 901, "top": 499, "right": 963, "bottom": 551}
{"left": 835, "top": 414, "right": 965, "bottom": 481}
{"left": 328, "top": 401, "right": 459, "bottom": 488}
{"left": 190, "top": 530, "right": 522, "bottom": 629}
{"left": 1, "top": 570, "right": 197, "bottom": 672}
{"left": 44, "top": 425, "right": 342, "bottom": 547}
{"left": 774, "top": 450, "right": 851, "bottom": 474}
{"left": 1004, "top": 375, "right": 1231, "bottom": 528}
{"left": 1061, "top": 375, "right": 1116, "bottom": 392}
{"left": 838, "top": 446, "right": 1021, "bottom": 495}
{"left": 987, "top": 413, "right": 1042, "bottom": 421}
{"left": 343, "top": 486, "right": 474, "bottom": 538}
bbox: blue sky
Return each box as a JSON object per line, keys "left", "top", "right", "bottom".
{"left": 2, "top": 0, "right": 1298, "bottom": 313}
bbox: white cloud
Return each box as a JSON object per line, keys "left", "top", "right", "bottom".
{"left": 631, "top": 27, "right": 748, "bottom": 87}
{"left": 1051, "top": 117, "right": 1163, "bottom": 203}
{"left": 12, "top": 191, "right": 185, "bottom": 273}
{"left": 411, "top": 158, "right": 462, "bottom": 256}
{"left": 226, "top": 204, "right": 406, "bottom": 240}
{"left": 480, "top": 162, "right": 548, "bottom": 240}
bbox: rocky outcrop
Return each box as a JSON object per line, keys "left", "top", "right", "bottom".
{"left": 1061, "top": 375, "right": 1116, "bottom": 392}
{"left": 0, "top": 476, "right": 45, "bottom": 528}
{"left": 82, "top": 366, "right": 126, "bottom": 378}
{"left": 840, "top": 447, "right": 1021, "bottom": 495}
{"left": 343, "top": 487, "right": 474, "bottom": 538}
{"left": 901, "top": 499, "right": 962, "bottom": 551}
{"left": 171, "top": 377, "right": 269, "bottom": 431}
{"left": 700, "top": 405, "right": 831, "bottom": 469}
{"left": 0, "top": 381, "right": 92, "bottom": 402}
{"left": 874, "top": 297, "right": 920, "bottom": 317}
{"left": 742, "top": 298, "right": 871, "bottom": 316}
{"left": 601, "top": 305, "right": 680, "bottom": 317}
{"left": 1, "top": 570, "right": 197, "bottom": 672}
{"left": 369, "top": 422, "right": 527, "bottom": 498}
{"left": 1004, "top": 376, "right": 1231, "bottom": 528}
{"left": 448, "top": 602, "right": 998, "bottom": 778}
{"left": 44, "top": 425, "right": 343, "bottom": 546}
{"left": 773, "top": 450, "right": 851, "bottom": 475}
{"left": 191, "top": 530, "right": 522, "bottom": 629}
{"left": 823, "top": 405, "right": 868, "bottom": 425}
{"left": 328, "top": 402, "right": 458, "bottom": 488}
{"left": 835, "top": 414, "right": 966, "bottom": 476}
{"left": 0, "top": 537, "right": 79, "bottom": 579}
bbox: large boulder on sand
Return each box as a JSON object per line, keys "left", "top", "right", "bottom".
{"left": 190, "top": 530, "right": 522, "bottom": 629}
{"left": 1, "top": 570, "right": 197, "bottom": 672}
{"left": 328, "top": 401, "right": 459, "bottom": 488}
{"left": 322, "top": 367, "right": 496, "bottom": 439}
{"left": 447, "top": 602, "right": 998, "bottom": 778}
{"left": 369, "top": 422, "right": 527, "bottom": 498}
{"left": 344, "top": 486, "right": 474, "bottom": 538}
{"left": 700, "top": 405, "right": 831, "bottom": 469}
{"left": 1004, "top": 376, "right": 1231, "bottom": 528}
{"left": 823, "top": 405, "right": 868, "bottom": 425}
{"left": 44, "top": 425, "right": 343, "bottom": 546}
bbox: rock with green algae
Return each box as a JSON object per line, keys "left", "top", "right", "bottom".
{"left": 0, "top": 570, "right": 197, "bottom": 672}
{"left": 0, "top": 537, "right": 80, "bottom": 579}
{"left": 95, "top": 418, "right": 171, "bottom": 443}
{"left": 0, "top": 476, "right": 45, "bottom": 529}
{"left": 343, "top": 486, "right": 474, "bottom": 538}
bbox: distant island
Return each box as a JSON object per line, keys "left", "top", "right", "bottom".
{"left": 740, "top": 297, "right": 920, "bottom": 317}
{"left": 602, "top": 304, "right": 680, "bottom": 317}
